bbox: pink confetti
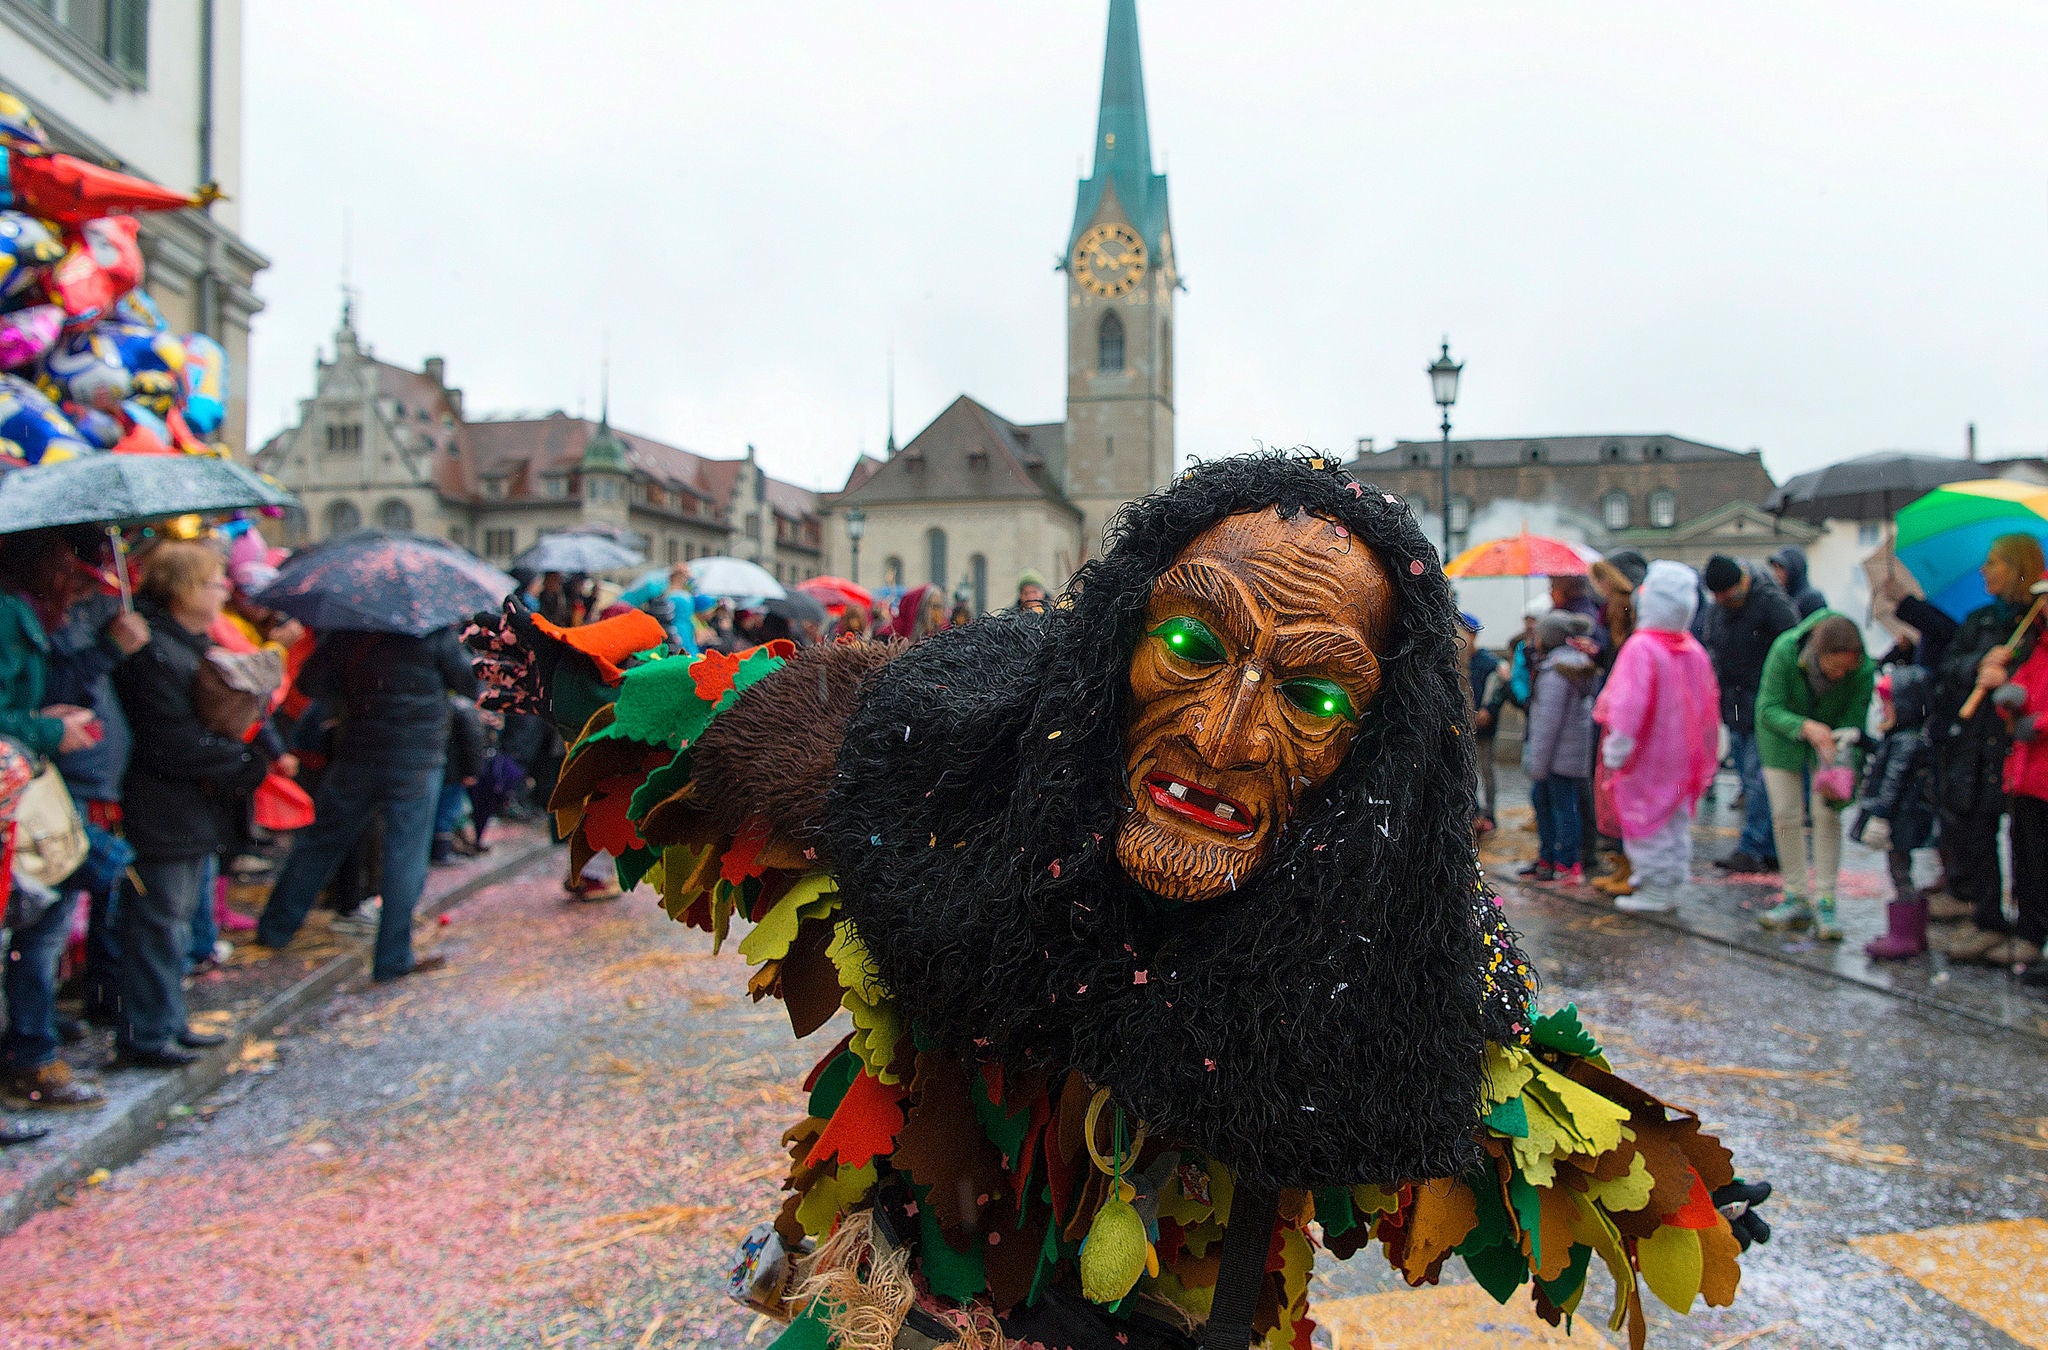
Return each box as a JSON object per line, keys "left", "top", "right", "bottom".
{"left": 1133, "top": 970, "right": 1149, "bottom": 985}
{"left": 1048, "top": 859, "right": 1062, "bottom": 878}
{"left": 1409, "top": 559, "right": 1426, "bottom": 575}
{"left": 1203, "top": 1058, "right": 1217, "bottom": 1071}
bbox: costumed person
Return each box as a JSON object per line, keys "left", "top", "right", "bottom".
{"left": 470, "top": 455, "right": 1771, "bottom": 1350}
{"left": 1592, "top": 562, "right": 1719, "bottom": 915}
{"left": 1849, "top": 670, "right": 1939, "bottom": 961}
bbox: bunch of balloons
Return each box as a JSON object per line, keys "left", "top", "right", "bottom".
{"left": 0, "top": 93, "right": 231, "bottom": 467}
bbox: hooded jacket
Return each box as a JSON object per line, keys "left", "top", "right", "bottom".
{"left": 1525, "top": 642, "right": 1596, "bottom": 780}
{"left": 1856, "top": 667, "right": 1937, "bottom": 851}
{"left": 1770, "top": 547, "right": 1826, "bottom": 619}
{"left": 1702, "top": 565, "right": 1799, "bottom": 733}
{"left": 1754, "top": 608, "right": 1877, "bottom": 773}
{"left": 1595, "top": 561, "right": 1721, "bottom": 838}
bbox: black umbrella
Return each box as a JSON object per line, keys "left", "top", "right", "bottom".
{"left": 1764, "top": 452, "right": 1995, "bottom": 523}
{"left": 512, "top": 529, "right": 645, "bottom": 575}
{"left": 252, "top": 529, "right": 515, "bottom": 636}
{"left": 764, "top": 591, "right": 829, "bottom": 627}
{"left": 0, "top": 453, "right": 295, "bottom": 535}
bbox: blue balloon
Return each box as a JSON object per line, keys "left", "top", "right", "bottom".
{"left": 0, "top": 373, "right": 93, "bottom": 464}
{"left": 181, "top": 332, "right": 228, "bottom": 436}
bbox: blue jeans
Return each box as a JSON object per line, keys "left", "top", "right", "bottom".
{"left": 117, "top": 857, "right": 209, "bottom": 1054}
{"left": 257, "top": 760, "right": 442, "bottom": 981}
{"left": 4, "top": 888, "right": 80, "bottom": 1070}
{"left": 1727, "top": 729, "right": 1777, "bottom": 861}
{"left": 185, "top": 854, "right": 221, "bottom": 967}
{"left": 1532, "top": 776, "right": 1584, "bottom": 867}
{"left": 434, "top": 780, "right": 468, "bottom": 836}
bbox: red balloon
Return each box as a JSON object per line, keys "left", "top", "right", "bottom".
{"left": 44, "top": 216, "right": 142, "bottom": 320}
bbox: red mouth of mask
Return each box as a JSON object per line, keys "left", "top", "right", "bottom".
{"left": 1144, "top": 772, "right": 1256, "bottom": 839}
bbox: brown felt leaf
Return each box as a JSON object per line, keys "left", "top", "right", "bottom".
{"left": 1698, "top": 1216, "right": 1743, "bottom": 1307}
{"left": 893, "top": 1052, "right": 1004, "bottom": 1242}
{"left": 757, "top": 831, "right": 813, "bottom": 873}
{"left": 983, "top": 1195, "right": 1047, "bottom": 1312}
{"left": 1063, "top": 1165, "right": 1112, "bottom": 1244}
{"left": 1400, "top": 1179, "right": 1479, "bottom": 1284}
{"left": 551, "top": 732, "right": 648, "bottom": 812}
{"left": 780, "top": 917, "right": 844, "bottom": 1038}
{"left": 747, "top": 961, "right": 781, "bottom": 1002}
{"left": 1669, "top": 1116, "right": 1736, "bottom": 1193}
{"left": 1631, "top": 1117, "right": 1704, "bottom": 1217}
{"left": 773, "top": 1188, "right": 806, "bottom": 1248}
{"left": 1536, "top": 1183, "right": 1577, "bottom": 1281}
{"left": 1589, "top": 1140, "right": 1639, "bottom": 1183}
{"left": 640, "top": 785, "right": 711, "bottom": 849}
{"left": 1565, "top": 1059, "right": 1735, "bottom": 1193}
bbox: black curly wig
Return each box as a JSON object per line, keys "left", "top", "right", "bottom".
{"left": 820, "top": 453, "right": 1530, "bottom": 1192}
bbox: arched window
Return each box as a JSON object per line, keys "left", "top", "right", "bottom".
{"left": 926, "top": 528, "right": 948, "bottom": 588}
{"left": 883, "top": 556, "right": 904, "bottom": 587}
{"left": 1160, "top": 321, "right": 1172, "bottom": 397}
{"left": 1097, "top": 311, "right": 1125, "bottom": 374}
{"left": 970, "top": 553, "right": 988, "bottom": 615}
{"left": 1449, "top": 496, "right": 1472, "bottom": 535}
{"left": 325, "top": 500, "right": 361, "bottom": 535}
{"left": 376, "top": 499, "right": 414, "bottom": 532}
{"left": 1602, "top": 491, "right": 1632, "bottom": 531}
{"left": 1649, "top": 489, "right": 1678, "bottom": 529}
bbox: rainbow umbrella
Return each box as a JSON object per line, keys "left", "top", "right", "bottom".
{"left": 1444, "top": 531, "right": 1590, "bottom": 579}
{"left": 1894, "top": 479, "right": 2048, "bottom": 619}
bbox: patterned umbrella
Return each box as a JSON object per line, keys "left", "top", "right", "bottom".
{"left": 0, "top": 453, "right": 294, "bottom": 534}
{"left": 1895, "top": 479, "right": 2048, "bottom": 619}
{"left": 512, "top": 530, "right": 644, "bottom": 575}
{"left": 1444, "top": 531, "right": 1590, "bottom": 579}
{"left": 253, "top": 529, "right": 515, "bottom": 636}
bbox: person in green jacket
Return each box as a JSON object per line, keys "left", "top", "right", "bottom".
{"left": 1755, "top": 611, "right": 1876, "bottom": 940}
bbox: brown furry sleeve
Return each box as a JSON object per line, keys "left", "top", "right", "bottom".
{"left": 686, "top": 639, "right": 904, "bottom": 847}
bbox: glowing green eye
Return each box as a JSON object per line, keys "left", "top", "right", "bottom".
{"left": 1281, "top": 678, "right": 1357, "bottom": 722}
{"left": 1150, "top": 615, "right": 1226, "bottom": 665}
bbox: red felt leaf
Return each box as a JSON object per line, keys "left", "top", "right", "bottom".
{"left": 721, "top": 815, "right": 772, "bottom": 884}
{"left": 582, "top": 777, "right": 647, "bottom": 856}
{"left": 1667, "top": 1171, "right": 1720, "bottom": 1230}
{"left": 805, "top": 1069, "right": 908, "bottom": 1170}
{"left": 691, "top": 649, "right": 743, "bottom": 704}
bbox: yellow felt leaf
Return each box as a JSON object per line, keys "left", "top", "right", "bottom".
{"left": 828, "top": 923, "right": 904, "bottom": 1083}
{"left": 710, "top": 884, "right": 737, "bottom": 954}
{"left": 1636, "top": 1222, "right": 1704, "bottom": 1314}
{"left": 1508, "top": 1092, "right": 1573, "bottom": 1188}
{"left": 1352, "top": 1183, "right": 1401, "bottom": 1217}
{"left": 1528, "top": 1060, "right": 1630, "bottom": 1156}
{"left": 1157, "top": 1166, "right": 1215, "bottom": 1228}
{"left": 1483, "top": 1042, "right": 1536, "bottom": 1107}
{"left": 1150, "top": 1269, "right": 1216, "bottom": 1322}
{"left": 1584, "top": 1151, "right": 1654, "bottom": 1214}
{"left": 737, "top": 873, "right": 840, "bottom": 965}
{"left": 658, "top": 843, "right": 708, "bottom": 922}
{"left": 1275, "top": 1227, "right": 1314, "bottom": 1311}
{"left": 795, "top": 1160, "right": 877, "bottom": 1238}
{"left": 1206, "top": 1156, "right": 1237, "bottom": 1228}
{"left": 1565, "top": 1190, "right": 1636, "bottom": 1335}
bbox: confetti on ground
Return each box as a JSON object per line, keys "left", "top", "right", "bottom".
{"left": 1852, "top": 1219, "right": 2048, "bottom": 1349}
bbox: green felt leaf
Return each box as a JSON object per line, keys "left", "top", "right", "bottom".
{"left": 1456, "top": 1167, "right": 1515, "bottom": 1257}
{"left": 732, "top": 645, "right": 790, "bottom": 697}
{"left": 552, "top": 666, "right": 619, "bottom": 743}
{"left": 1508, "top": 1173, "right": 1543, "bottom": 1272}
{"left": 970, "top": 1072, "right": 1033, "bottom": 1173}
{"left": 1028, "top": 1184, "right": 1066, "bottom": 1306}
{"left": 627, "top": 746, "right": 694, "bottom": 823}
{"left": 1463, "top": 1240, "right": 1530, "bottom": 1305}
{"left": 1530, "top": 1003, "right": 1603, "bottom": 1062}
{"left": 1535, "top": 1242, "right": 1593, "bottom": 1314}
{"left": 919, "top": 1202, "right": 987, "bottom": 1302}
{"left": 608, "top": 654, "right": 723, "bottom": 750}
{"left": 768, "top": 1302, "right": 834, "bottom": 1350}
{"left": 1314, "top": 1186, "right": 1356, "bottom": 1239}
{"left": 1484, "top": 1095, "right": 1530, "bottom": 1139}
{"left": 616, "top": 844, "right": 659, "bottom": 892}
{"left": 807, "top": 1049, "right": 860, "bottom": 1120}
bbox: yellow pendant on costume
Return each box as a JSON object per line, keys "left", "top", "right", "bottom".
{"left": 1078, "top": 1088, "right": 1158, "bottom": 1304}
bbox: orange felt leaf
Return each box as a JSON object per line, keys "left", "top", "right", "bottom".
{"left": 1667, "top": 1171, "right": 1721, "bottom": 1230}
{"left": 690, "top": 649, "right": 743, "bottom": 704}
{"left": 805, "top": 1069, "right": 908, "bottom": 1170}
{"left": 721, "top": 815, "right": 772, "bottom": 884}
{"left": 532, "top": 610, "right": 666, "bottom": 684}
{"left": 582, "top": 777, "right": 648, "bottom": 856}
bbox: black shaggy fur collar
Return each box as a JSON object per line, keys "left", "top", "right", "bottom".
{"left": 819, "top": 454, "right": 1527, "bottom": 1192}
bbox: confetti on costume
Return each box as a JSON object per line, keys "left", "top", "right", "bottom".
{"left": 473, "top": 454, "right": 1770, "bottom": 1350}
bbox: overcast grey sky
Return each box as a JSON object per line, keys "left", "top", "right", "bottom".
{"left": 243, "top": 1, "right": 2048, "bottom": 492}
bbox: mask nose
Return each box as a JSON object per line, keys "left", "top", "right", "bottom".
{"left": 1188, "top": 664, "right": 1274, "bottom": 772}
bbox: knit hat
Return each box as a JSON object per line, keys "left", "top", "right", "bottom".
{"left": 1535, "top": 610, "right": 1593, "bottom": 650}
{"left": 1458, "top": 610, "right": 1482, "bottom": 633}
{"left": 1702, "top": 554, "right": 1743, "bottom": 593}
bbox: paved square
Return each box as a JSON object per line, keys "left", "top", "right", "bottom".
{"left": 1851, "top": 1219, "right": 2048, "bottom": 1350}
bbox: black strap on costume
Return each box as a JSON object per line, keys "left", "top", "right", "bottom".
{"left": 1201, "top": 1181, "right": 1278, "bottom": 1350}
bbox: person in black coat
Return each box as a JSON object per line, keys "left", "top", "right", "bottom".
{"left": 254, "top": 624, "right": 478, "bottom": 980}
{"left": 1702, "top": 555, "right": 1800, "bottom": 872}
{"left": 110, "top": 542, "right": 272, "bottom": 1068}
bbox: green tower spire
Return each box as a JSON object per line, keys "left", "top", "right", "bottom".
{"left": 1068, "top": 0, "right": 1169, "bottom": 256}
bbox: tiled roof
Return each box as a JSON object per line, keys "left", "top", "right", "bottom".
{"left": 1353, "top": 434, "right": 1754, "bottom": 471}
{"left": 842, "top": 396, "right": 1074, "bottom": 512}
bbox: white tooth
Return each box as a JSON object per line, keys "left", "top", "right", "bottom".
{"left": 1213, "top": 803, "right": 1236, "bottom": 821}
{"left": 1166, "top": 782, "right": 1188, "bottom": 800}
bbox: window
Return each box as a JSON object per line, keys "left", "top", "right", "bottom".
{"left": 1602, "top": 491, "right": 1631, "bottom": 531}
{"left": 483, "top": 528, "right": 516, "bottom": 557}
{"left": 482, "top": 477, "right": 507, "bottom": 500}
{"left": 1097, "top": 311, "right": 1125, "bottom": 374}
{"left": 376, "top": 499, "right": 414, "bottom": 531}
{"left": 1858, "top": 521, "right": 1883, "bottom": 547}
{"left": 323, "top": 423, "right": 363, "bottom": 454}
{"left": 1449, "top": 496, "right": 1472, "bottom": 534}
{"left": 970, "top": 553, "right": 988, "bottom": 615}
{"left": 883, "top": 556, "right": 904, "bottom": 587}
{"left": 542, "top": 475, "right": 568, "bottom": 499}
{"left": 449, "top": 526, "right": 469, "bottom": 550}
{"left": 1649, "top": 489, "right": 1678, "bottom": 529}
{"left": 586, "top": 476, "right": 620, "bottom": 503}
{"left": 324, "top": 500, "right": 361, "bottom": 535}
{"left": 927, "top": 528, "right": 948, "bottom": 588}
{"left": 746, "top": 512, "right": 762, "bottom": 539}
{"left": 30, "top": 0, "right": 147, "bottom": 80}
{"left": 666, "top": 538, "right": 680, "bottom": 564}
{"left": 1403, "top": 494, "right": 1428, "bottom": 519}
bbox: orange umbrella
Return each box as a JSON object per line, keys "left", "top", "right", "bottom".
{"left": 1444, "top": 532, "right": 1590, "bottom": 579}
{"left": 798, "top": 575, "right": 874, "bottom": 612}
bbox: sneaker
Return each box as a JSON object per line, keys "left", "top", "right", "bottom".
{"left": 330, "top": 899, "right": 382, "bottom": 936}
{"left": 0, "top": 1060, "right": 106, "bottom": 1111}
{"left": 1616, "top": 891, "right": 1677, "bottom": 914}
{"left": 1515, "top": 860, "right": 1550, "bottom": 880}
{"left": 1759, "top": 897, "right": 1813, "bottom": 931}
{"left": 1812, "top": 898, "right": 1843, "bottom": 942}
{"left": 211, "top": 939, "right": 233, "bottom": 964}
{"left": 1924, "top": 891, "right": 1973, "bottom": 923}
{"left": 1978, "top": 936, "right": 2043, "bottom": 966}
{"left": 1715, "top": 851, "right": 1776, "bottom": 874}
{"left": 1547, "top": 864, "right": 1584, "bottom": 886}
{"left": 1940, "top": 923, "right": 2006, "bottom": 959}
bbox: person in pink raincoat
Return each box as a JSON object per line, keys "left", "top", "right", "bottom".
{"left": 1594, "top": 560, "right": 1722, "bottom": 913}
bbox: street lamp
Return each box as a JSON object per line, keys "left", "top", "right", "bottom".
{"left": 1428, "top": 339, "right": 1463, "bottom": 562}
{"left": 844, "top": 505, "right": 866, "bottom": 585}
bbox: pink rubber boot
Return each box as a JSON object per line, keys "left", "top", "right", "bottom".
{"left": 215, "top": 874, "right": 257, "bottom": 934}
{"left": 1864, "top": 899, "right": 1927, "bottom": 961}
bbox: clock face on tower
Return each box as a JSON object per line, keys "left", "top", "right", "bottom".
{"left": 1073, "top": 223, "right": 1148, "bottom": 298}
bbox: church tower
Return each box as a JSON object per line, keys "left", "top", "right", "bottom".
{"left": 1062, "top": 0, "right": 1175, "bottom": 558}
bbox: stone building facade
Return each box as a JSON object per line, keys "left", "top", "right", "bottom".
{"left": 254, "top": 309, "right": 823, "bottom": 583}
{"left": 820, "top": 0, "right": 1175, "bottom": 609}
{"left": 1, "top": 0, "right": 265, "bottom": 451}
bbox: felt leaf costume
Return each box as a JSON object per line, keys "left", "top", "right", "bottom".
{"left": 469, "top": 455, "right": 1766, "bottom": 1350}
